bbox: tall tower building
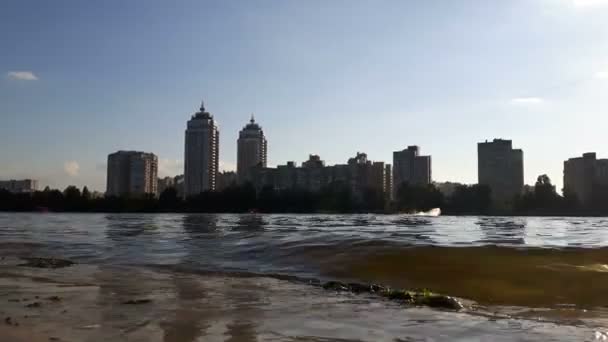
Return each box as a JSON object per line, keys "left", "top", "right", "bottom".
{"left": 392, "top": 146, "right": 432, "bottom": 197}
{"left": 184, "top": 101, "right": 219, "bottom": 197}
{"left": 237, "top": 115, "right": 267, "bottom": 182}
{"left": 478, "top": 139, "right": 524, "bottom": 207}
{"left": 564, "top": 152, "right": 608, "bottom": 206}
{"left": 106, "top": 151, "right": 158, "bottom": 197}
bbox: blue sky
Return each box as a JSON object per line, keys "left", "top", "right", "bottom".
{"left": 1, "top": 0, "right": 608, "bottom": 192}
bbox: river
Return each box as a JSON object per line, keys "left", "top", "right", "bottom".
{"left": 1, "top": 213, "right": 608, "bottom": 341}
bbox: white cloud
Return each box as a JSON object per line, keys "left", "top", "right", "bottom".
{"left": 510, "top": 97, "right": 545, "bottom": 105}
{"left": 158, "top": 159, "right": 183, "bottom": 177}
{"left": 7, "top": 71, "right": 38, "bottom": 81}
{"left": 63, "top": 161, "right": 80, "bottom": 177}
{"left": 219, "top": 161, "right": 236, "bottom": 172}
{"left": 595, "top": 71, "right": 608, "bottom": 79}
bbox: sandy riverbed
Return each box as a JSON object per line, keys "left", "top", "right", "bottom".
{"left": 0, "top": 256, "right": 605, "bottom": 342}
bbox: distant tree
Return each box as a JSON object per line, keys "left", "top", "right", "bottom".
{"left": 158, "top": 187, "right": 180, "bottom": 211}
{"left": 361, "top": 187, "right": 385, "bottom": 212}
{"left": 534, "top": 175, "right": 559, "bottom": 204}
{"left": 81, "top": 186, "right": 91, "bottom": 200}
{"left": 444, "top": 184, "right": 492, "bottom": 214}
{"left": 318, "top": 181, "right": 354, "bottom": 212}
{"left": 43, "top": 186, "right": 51, "bottom": 192}
{"left": 513, "top": 175, "right": 565, "bottom": 214}
{"left": 257, "top": 185, "right": 279, "bottom": 212}
{"left": 64, "top": 186, "right": 81, "bottom": 198}
{"left": 63, "top": 186, "right": 81, "bottom": 211}
{"left": 395, "top": 182, "right": 443, "bottom": 212}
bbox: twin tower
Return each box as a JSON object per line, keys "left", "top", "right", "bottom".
{"left": 184, "top": 101, "right": 267, "bottom": 197}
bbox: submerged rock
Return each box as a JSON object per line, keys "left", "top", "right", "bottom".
{"left": 322, "top": 281, "right": 349, "bottom": 291}
{"left": 383, "top": 289, "right": 414, "bottom": 301}
{"left": 19, "top": 257, "right": 74, "bottom": 269}
{"left": 347, "top": 283, "right": 372, "bottom": 293}
{"left": 122, "top": 299, "right": 152, "bottom": 305}
{"left": 26, "top": 302, "right": 42, "bottom": 308}
{"left": 4, "top": 316, "right": 18, "bottom": 326}
{"left": 320, "top": 280, "right": 464, "bottom": 311}
{"left": 418, "top": 295, "right": 464, "bottom": 310}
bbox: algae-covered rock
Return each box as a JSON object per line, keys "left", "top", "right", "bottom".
{"left": 418, "top": 295, "right": 463, "bottom": 310}
{"left": 320, "top": 280, "right": 464, "bottom": 311}
{"left": 19, "top": 257, "right": 74, "bottom": 269}
{"left": 122, "top": 299, "right": 152, "bottom": 305}
{"left": 322, "top": 281, "right": 349, "bottom": 291}
{"left": 383, "top": 289, "right": 414, "bottom": 301}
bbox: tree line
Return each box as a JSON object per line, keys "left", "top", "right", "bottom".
{"left": 0, "top": 175, "right": 603, "bottom": 215}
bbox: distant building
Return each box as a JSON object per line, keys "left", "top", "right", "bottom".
{"left": 0, "top": 179, "right": 38, "bottom": 193}
{"left": 384, "top": 164, "right": 393, "bottom": 201}
{"left": 184, "top": 101, "right": 219, "bottom": 197}
{"left": 564, "top": 152, "right": 608, "bottom": 205}
{"left": 157, "top": 176, "right": 175, "bottom": 195}
{"left": 217, "top": 171, "right": 237, "bottom": 190}
{"left": 478, "top": 139, "right": 524, "bottom": 206}
{"left": 173, "top": 175, "right": 185, "bottom": 198}
{"left": 106, "top": 151, "right": 158, "bottom": 197}
{"left": 249, "top": 153, "right": 391, "bottom": 199}
{"left": 237, "top": 115, "right": 267, "bottom": 183}
{"left": 393, "top": 146, "right": 432, "bottom": 197}
{"left": 302, "top": 154, "right": 325, "bottom": 168}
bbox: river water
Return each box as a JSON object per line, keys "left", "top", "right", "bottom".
{"left": 2, "top": 213, "right": 608, "bottom": 341}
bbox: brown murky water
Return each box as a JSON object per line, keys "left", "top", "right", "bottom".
{"left": 2, "top": 213, "right": 608, "bottom": 341}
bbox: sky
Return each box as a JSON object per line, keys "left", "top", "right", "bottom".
{"left": 1, "top": 0, "right": 608, "bottom": 192}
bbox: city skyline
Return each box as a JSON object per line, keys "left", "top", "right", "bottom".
{"left": 2, "top": 1, "right": 608, "bottom": 191}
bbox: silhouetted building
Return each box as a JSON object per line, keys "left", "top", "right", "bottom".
{"left": 0, "top": 179, "right": 38, "bottom": 193}
{"left": 478, "top": 139, "right": 524, "bottom": 206}
{"left": 157, "top": 176, "right": 175, "bottom": 195}
{"left": 173, "top": 175, "right": 185, "bottom": 198}
{"left": 217, "top": 171, "right": 237, "bottom": 190}
{"left": 371, "top": 162, "right": 386, "bottom": 193}
{"left": 564, "top": 152, "right": 608, "bottom": 205}
{"left": 237, "top": 115, "right": 267, "bottom": 183}
{"left": 250, "top": 153, "right": 390, "bottom": 198}
{"left": 384, "top": 164, "right": 393, "bottom": 200}
{"left": 106, "top": 151, "right": 158, "bottom": 197}
{"left": 302, "top": 154, "right": 325, "bottom": 168}
{"left": 184, "top": 101, "right": 219, "bottom": 197}
{"left": 393, "top": 146, "right": 432, "bottom": 197}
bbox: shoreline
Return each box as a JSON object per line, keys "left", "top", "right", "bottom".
{"left": 4, "top": 210, "right": 608, "bottom": 217}
{"left": 1, "top": 257, "right": 607, "bottom": 341}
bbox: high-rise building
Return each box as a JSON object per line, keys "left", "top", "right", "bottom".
{"left": 0, "top": 179, "right": 38, "bottom": 193}
{"left": 392, "top": 146, "right": 432, "bottom": 197}
{"left": 384, "top": 164, "right": 393, "bottom": 200}
{"left": 564, "top": 152, "right": 608, "bottom": 205}
{"left": 237, "top": 115, "right": 267, "bottom": 182}
{"left": 184, "top": 101, "right": 219, "bottom": 197}
{"left": 477, "top": 139, "right": 524, "bottom": 206}
{"left": 106, "top": 151, "right": 158, "bottom": 197}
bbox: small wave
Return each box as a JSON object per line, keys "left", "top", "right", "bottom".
{"left": 414, "top": 208, "right": 441, "bottom": 217}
